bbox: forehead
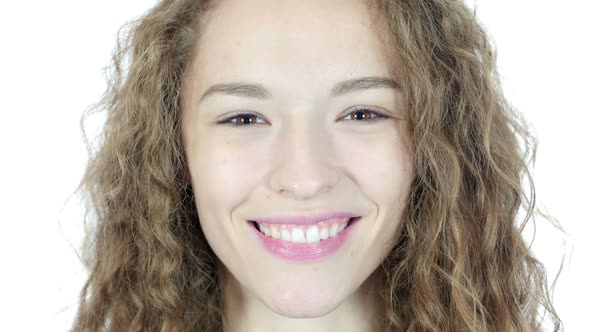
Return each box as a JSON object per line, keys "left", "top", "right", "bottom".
{"left": 190, "top": 0, "right": 392, "bottom": 97}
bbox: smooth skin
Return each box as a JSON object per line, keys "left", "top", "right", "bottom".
{"left": 180, "top": 0, "right": 414, "bottom": 331}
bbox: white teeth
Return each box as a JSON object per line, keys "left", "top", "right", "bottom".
{"left": 305, "top": 225, "right": 320, "bottom": 243}
{"left": 329, "top": 224, "right": 339, "bottom": 237}
{"left": 290, "top": 228, "right": 306, "bottom": 243}
{"left": 271, "top": 226, "right": 281, "bottom": 239}
{"left": 320, "top": 227, "right": 330, "bottom": 240}
{"left": 256, "top": 220, "right": 350, "bottom": 243}
{"left": 280, "top": 228, "right": 291, "bottom": 241}
{"left": 260, "top": 224, "right": 271, "bottom": 236}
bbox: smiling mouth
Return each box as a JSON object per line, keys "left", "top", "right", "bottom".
{"left": 249, "top": 217, "right": 360, "bottom": 243}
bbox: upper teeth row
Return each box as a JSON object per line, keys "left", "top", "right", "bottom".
{"left": 258, "top": 221, "right": 348, "bottom": 243}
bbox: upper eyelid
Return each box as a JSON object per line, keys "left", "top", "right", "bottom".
{"left": 346, "top": 105, "right": 386, "bottom": 115}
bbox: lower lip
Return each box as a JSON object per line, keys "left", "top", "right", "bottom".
{"left": 248, "top": 217, "right": 360, "bottom": 262}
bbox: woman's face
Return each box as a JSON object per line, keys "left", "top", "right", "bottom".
{"left": 181, "top": 0, "right": 413, "bottom": 318}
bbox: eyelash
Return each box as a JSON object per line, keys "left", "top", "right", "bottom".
{"left": 217, "top": 106, "right": 388, "bottom": 127}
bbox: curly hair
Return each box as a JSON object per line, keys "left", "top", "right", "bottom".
{"left": 71, "top": 0, "right": 565, "bottom": 331}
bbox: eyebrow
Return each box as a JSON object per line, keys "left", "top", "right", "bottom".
{"left": 199, "top": 76, "right": 400, "bottom": 102}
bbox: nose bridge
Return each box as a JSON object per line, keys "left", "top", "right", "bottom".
{"left": 269, "top": 118, "right": 340, "bottom": 200}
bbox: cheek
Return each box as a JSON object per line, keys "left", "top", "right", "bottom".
{"left": 346, "top": 135, "right": 412, "bottom": 244}
{"left": 346, "top": 134, "right": 412, "bottom": 196}
{"left": 188, "top": 124, "right": 413, "bottom": 207}
{"left": 189, "top": 135, "right": 241, "bottom": 194}
{"left": 188, "top": 136, "right": 264, "bottom": 234}
{"left": 188, "top": 145, "right": 244, "bottom": 256}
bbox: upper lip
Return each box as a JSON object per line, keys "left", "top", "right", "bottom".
{"left": 251, "top": 211, "right": 359, "bottom": 225}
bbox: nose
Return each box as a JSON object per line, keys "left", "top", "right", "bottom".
{"left": 268, "top": 120, "right": 341, "bottom": 201}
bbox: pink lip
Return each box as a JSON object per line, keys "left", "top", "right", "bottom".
{"left": 248, "top": 216, "right": 360, "bottom": 262}
{"left": 251, "top": 211, "right": 359, "bottom": 226}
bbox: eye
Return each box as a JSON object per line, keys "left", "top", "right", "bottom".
{"left": 341, "top": 106, "right": 389, "bottom": 124}
{"left": 216, "top": 106, "right": 389, "bottom": 128}
{"left": 216, "top": 112, "right": 267, "bottom": 127}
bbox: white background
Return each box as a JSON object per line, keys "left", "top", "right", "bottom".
{"left": 0, "top": 1, "right": 587, "bottom": 331}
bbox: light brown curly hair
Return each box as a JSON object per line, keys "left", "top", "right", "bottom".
{"left": 71, "top": 0, "right": 565, "bottom": 331}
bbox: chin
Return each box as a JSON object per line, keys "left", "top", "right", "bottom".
{"left": 270, "top": 303, "right": 339, "bottom": 319}
{"left": 263, "top": 287, "right": 342, "bottom": 318}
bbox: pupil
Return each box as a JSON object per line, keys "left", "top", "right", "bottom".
{"left": 239, "top": 115, "right": 252, "bottom": 124}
